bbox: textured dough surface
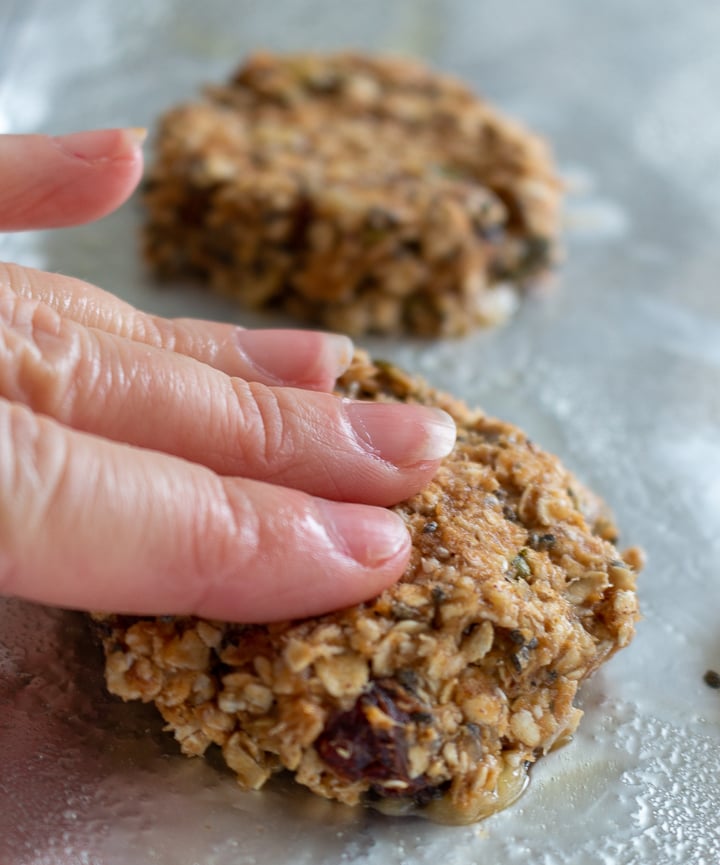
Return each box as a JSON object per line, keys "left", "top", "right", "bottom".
{"left": 143, "top": 52, "right": 562, "bottom": 336}
{"left": 95, "top": 353, "right": 641, "bottom": 823}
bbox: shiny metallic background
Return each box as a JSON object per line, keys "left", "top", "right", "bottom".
{"left": 1, "top": 1, "right": 719, "bottom": 863}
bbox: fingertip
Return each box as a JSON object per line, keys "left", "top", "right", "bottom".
{"left": 0, "top": 128, "right": 146, "bottom": 230}
{"left": 196, "top": 488, "right": 410, "bottom": 623}
{"left": 52, "top": 127, "right": 147, "bottom": 165}
{"left": 318, "top": 500, "right": 411, "bottom": 572}
{"left": 324, "top": 332, "right": 354, "bottom": 377}
{"left": 344, "top": 400, "right": 457, "bottom": 467}
{"left": 234, "top": 329, "right": 354, "bottom": 390}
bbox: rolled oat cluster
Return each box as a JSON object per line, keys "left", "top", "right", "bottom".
{"left": 96, "top": 353, "right": 641, "bottom": 824}
{"left": 143, "top": 53, "right": 562, "bottom": 336}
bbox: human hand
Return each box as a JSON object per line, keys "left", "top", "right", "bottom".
{"left": 0, "top": 129, "right": 456, "bottom": 622}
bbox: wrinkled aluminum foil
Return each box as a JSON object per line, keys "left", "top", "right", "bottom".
{"left": 1, "top": 1, "right": 720, "bottom": 863}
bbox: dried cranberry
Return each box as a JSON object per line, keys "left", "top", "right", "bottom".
{"left": 315, "top": 679, "right": 435, "bottom": 795}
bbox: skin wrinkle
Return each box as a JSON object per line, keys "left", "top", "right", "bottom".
{"left": 1, "top": 288, "right": 41, "bottom": 336}
{"left": 241, "top": 382, "right": 378, "bottom": 492}
{"left": 37, "top": 423, "right": 94, "bottom": 572}
{"left": 0, "top": 263, "right": 34, "bottom": 305}
{"left": 0, "top": 403, "right": 25, "bottom": 593}
{"left": 64, "top": 288, "right": 89, "bottom": 319}
{"left": 250, "top": 381, "right": 304, "bottom": 478}
{"left": 72, "top": 292, "right": 109, "bottom": 331}
{"left": 198, "top": 328, "right": 231, "bottom": 371}
{"left": 75, "top": 328, "right": 133, "bottom": 432}
{"left": 344, "top": 398, "right": 372, "bottom": 447}
{"left": 0, "top": 326, "right": 413, "bottom": 617}
{"left": 131, "top": 314, "right": 238, "bottom": 378}
{"left": 87, "top": 437, "right": 206, "bottom": 610}
{"left": 135, "top": 312, "right": 179, "bottom": 354}
{"left": 0, "top": 295, "right": 86, "bottom": 417}
{"left": 309, "top": 446, "right": 348, "bottom": 501}
{"left": 329, "top": 410, "right": 395, "bottom": 496}
{"left": 0, "top": 403, "right": 70, "bottom": 594}
{"left": 224, "top": 490, "right": 282, "bottom": 614}
{"left": 340, "top": 395, "right": 381, "bottom": 461}
{"left": 82, "top": 327, "right": 164, "bottom": 433}
{"left": 0, "top": 322, "right": 47, "bottom": 408}
{"left": 228, "top": 378, "right": 274, "bottom": 474}
{"left": 262, "top": 384, "right": 300, "bottom": 477}
{"left": 173, "top": 321, "right": 235, "bottom": 373}
{"left": 13, "top": 264, "right": 133, "bottom": 326}
{"left": 179, "top": 476, "right": 248, "bottom": 616}
{"left": 192, "top": 478, "right": 288, "bottom": 616}
{"left": 28, "top": 308, "right": 94, "bottom": 423}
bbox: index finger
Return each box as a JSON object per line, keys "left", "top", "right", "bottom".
{"left": 0, "top": 128, "right": 144, "bottom": 231}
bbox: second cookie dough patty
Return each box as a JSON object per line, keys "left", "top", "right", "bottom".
{"left": 143, "top": 52, "right": 562, "bottom": 336}
{"left": 96, "top": 353, "right": 641, "bottom": 825}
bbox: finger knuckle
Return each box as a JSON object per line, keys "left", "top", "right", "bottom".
{"left": 0, "top": 262, "right": 32, "bottom": 303}
{"left": 0, "top": 402, "right": 69, "bottom": 594}
{"left": 182, "top": 479, "right": 263, "bottom": 613}
{"left": 0, "top": 292, "right": 99, "bottom": 421}
{"left": 131, "top": 312, "right": 178, "bottom": 353}
{"left": 229, "top": 380, "right": 296, "bottom": 475}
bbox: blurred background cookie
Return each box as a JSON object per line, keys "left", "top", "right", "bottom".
{"left": 143, "top": 52, "right": 562, "bottom": 337}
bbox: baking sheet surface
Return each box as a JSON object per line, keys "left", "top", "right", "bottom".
{"left": 1, "top": 2, "right": 720, "bottom": 863}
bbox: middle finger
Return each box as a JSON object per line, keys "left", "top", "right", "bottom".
{"left": 1, "top": 293, "right": 456, "bottom": 506}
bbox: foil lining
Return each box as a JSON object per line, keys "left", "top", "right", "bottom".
{"left": 1, "top": 1, "right": 720, "bottom": 862}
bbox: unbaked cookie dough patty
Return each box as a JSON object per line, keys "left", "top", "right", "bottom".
{"left": 143, "top": 53, "right": 562, "bottom": 337}
{"left": 95, "top": 353, "right": 641, "bottom": 824}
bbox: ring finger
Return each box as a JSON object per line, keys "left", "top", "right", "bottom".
{"left": 1, "top": 263, "right": 352, "bottom": 391}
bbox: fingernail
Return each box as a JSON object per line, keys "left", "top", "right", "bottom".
{"left": 53, "top": 128, "right": 147, "bottom": 164}
{"left": 323, "top": 333, "right": 354, "bottom": 376}
{"left": 318, "top": 501, "right": 410, "bottom": 567}
{"left": 236, "top": 329, "right": 353, "bottom": 384}
{"left": 344, "top": 401, "right": 456, "bottom": 467}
